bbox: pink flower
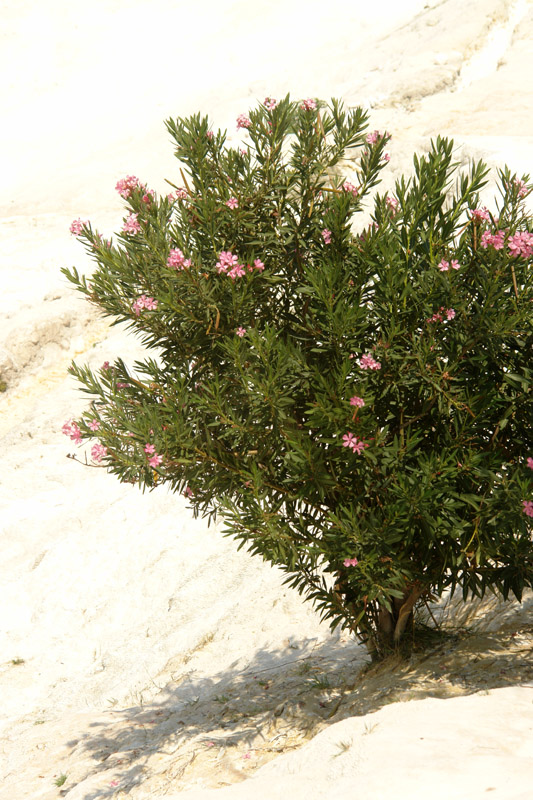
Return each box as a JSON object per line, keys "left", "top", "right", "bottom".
{"left": 122, "top": 213, "right": 141, "bottom": 235}
{"left": 167, "top": 248, "right": 186, "bottom": 269}
{"left": 438, "top": 259, "right": 450, "bottom": 272}
{"left": 236, "top": 327, "right": 247, "bottom": 337}
{"left": 470, "top": 207, "right": 490, "bottom": 221}
{"left": 527, "top": 457, "right": 533, "bottom": 470}
{"left": 216, "top": 250, "right": 238, "bottom": 274}
{"left": 91, "top": 443, "right": 107, "bottom": 462}
{"left": 342, "top": 180, "right": 359, "bottom": 197}
{"left": 101, "top": 361, "right": 111, "bottom": 370}
{"left": 254, "top": 258, "right": 265, "bottom": 272}
{"left": 481, "top": 229, "right": 506, "bottom": 250}
{"left": 349, "top": 396, "right": 365, "bottom": 407}
{"left": 445, "top": 308, "right": 456, "bottom": 320}
{"left": 523, "top": 501, "right": 533, "bottom": 518}
{"left": 358, "top": 353, "right": 381, "bottom": 370}
{"left": 382, "top": 153, "right": 390, "bottom": 162}
{"left": 183, "top": 486, "right": 194, "bottom": 498}
{"left": 385, "top": 195, "right": 399, "bottom": 213}
{"left": 343, "top": 557, "right": 359, "bottom": 567}
{"left": 450, "top": 259, "right": 460, "bottom": 270}
{"left": 144, "top": 443, "right": 156, "bottom": 454}
{"left": 62, "top": 419, "right": 82, "bottom": 444}
{"left": 236, "top": 114, "right": 252, "bottom": 129}
{"left": 228, "top": 263, "right": 246, "bottom": 280}
{"left": 226, "top": 197, "right": 239, "bottom": 209}
{"left": 321, "top": 228, "right": 332, "bottom": 244}
{"left": 512, "top": 177, "right": 528, "bottom": 198}
{"left": 132, "top": 295, "right": 157, "bottom": 315}
{"left": 342, "top": 432, "right": 367, "bottom": 454}
{"left": 366, "top": 130, "right": 380, "bottom": 144}
{"left": 148, "top": 453, "right": 163, "bottom": 468}
{"left": 264, "top": 97, "right": 278, "bottom": 110}
{"left": 69, "top": 218, "right": 85, "bottom": 236}
{"left": 115, "top": 175, "right": 139, "bottom": 198}
{"left": 88, "top": 419, "right": 101, "bottom": 431}
{"left": 508, "top": 231, "right": 533, "bottom": 259}
{"left": 206, "top": 130, "right": 214, "bottom": 139}
{"left": 300, "top": 98, "right": 317, "bottom": 111}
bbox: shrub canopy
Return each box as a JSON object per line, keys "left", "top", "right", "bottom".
{"left": 64, "top": 96, "right": 533, "bottom": 658}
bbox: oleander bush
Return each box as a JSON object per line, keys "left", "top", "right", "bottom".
{"left": 63, "top": 95, "right": 533, "bottom": 660}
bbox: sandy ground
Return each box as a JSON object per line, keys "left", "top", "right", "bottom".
{"left": 1, "top": 1, "right": 533, "bottom": 798}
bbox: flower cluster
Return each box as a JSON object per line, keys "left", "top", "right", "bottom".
{"left": 508, "top": 231, "right": 533, "bottom": 259}
{"left": 342, "top": 180, "right": 359, "bottom": 197}
{"left": 438, "top": 259, "right": 460, "bottom": 271}
{"left": 343, "top": 557, "right": 359, "bottom": 567}
{"left": 167, "top": 248, "right": 191, "bottom": 269}
{"left": 342, "top": 432, "right": 368, "bottom": 454}
{"left": 236, "top": 114, "right": 252, "bottom": 129}
{"left": 91, "top": 443, "right": 107, "bottom": 462}
{"left": 349, "top": 396, "right": 365, "bottom": 407}
{"left": 321, "top": 228, "right": 332, "bottom": 244}
{"left": 132, "top": 295, "right": 158, "bottom": 315}
{"left": 69, "top": 218, "right": 86, "bottom": 236}
{"left": 115, "top": 175, "right": 140, "bottom": 198}
{"left": 215, "top": 251, "right": 264, "bottom": 280}
{"left": 300, "top": 98, "right": 317, "bottom": 111}
{"left": 470, "top": 207, "right": 491, "bottom": 221}
{"left": 385, "top": 195, "right": 399, "bottom": 214}
{"left": 122, "top": 213, "right": 141, "bottom": 235}
{"left": 264, "top": 97, "right": 278, "bottom": 110}
{"left": 523, "top": 501, "right": 533, "bottom": 518}
{"left": 512, "top": 177, "right": 528, "bottom": 198}
{"left": 144, "top": 443, "right": 163, "bottom": 468}
{"left": 358, "top": 353, "right": 381, "bottom": 370}
{"left": 427, "top": 307, "right": 455, "bottom": 323}
{"left": 480, "top": 229, "right": 505, "bottom": 250}
{"left": 62, "top": 419, "right": 81, "bottom": 444}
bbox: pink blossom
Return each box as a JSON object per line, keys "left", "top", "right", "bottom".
{"left": 115, "top": 175, "right": 140, "bottom": 198}
{"left": 264, "top": 97, "right": 278, "bottom": 110}
{"left": 167, "top": 248, "right": 186, "bottom": 269}
{"left": 122, "top": 213, "right": 141, "bottom": 235}
{"left": 470, "top": 207, "right": 490, "bottom": 222}
{"left": 358, "top": 353, "right": 381, "bottom": 370}
{"left": 508, "top": 231, "right": 533, "bottom": 259}
{"left": 366, "top": 130, "right": 381, "bottom": 144}
{"left": 445, "top": 308, "right": 456, "bottom": 320}
{"left": 527, "top": 457, "right": 533, "bottom": 470}
{"left": 342, "top": 180, "right": 359, "bottom": 197}
{"left": 300, "top": 98, "right": 317, "bottom": 111}
{"left": 523, "top": 501, "right": 533, "bottom": 518}
{"left": 144, "top": 443, "right": 156, "bottom": 454}
{"left": 101, "top": 361, "right": 111, "bottom": 370}
{"left": 236, "top": 114, "right": 252, "bottom": 129}
{"left": 171, "top": 187, "right": 188, "bottom": 201}
{"left": 438, "top": 259, "right": 450, "bottom": 272}
{"left": 236, "top": 327, "right": 247, "bottom": 337}
{"left": 512, "top": 177, "right": 528, "bottom": 198}
{"left": 206, "top": 130, "right": 214, "bottom": 139}
{"left": 450, "top": 259, "right": 460, "bottom": 270}
{"left": 132, "top": 295, "right": 157, "bottom": 315}
{"left": 69, "top": 218, "right": 86, "bottom": 236}
{"left": 321, "top": 228, "right": 332, "bottom": 244}
{"left": 253, "top": 258, "right": 265, "bottom": 272}
{"left": 349, "top": 396, "right": 365, "bottom": 407}
{"left": 480, "top": 230, "right": 506, "bottom": 250}
{"left": 88, "top": 419, "right": 101, "bottom": 431}
{"left": 382, "top": 153, "right": 390, "bottom": 162}
{"left": 183, "top": 486, "right": 194, "bottom": 498}
{"left": 91, "top": 443, "right": 107, "bottom": 462}
{"left": 116, "top": 382, "right": 130, "bottom": 389}
{"left": 343, "top": 557, "right": 359, "bottom": 567}
{"left": 228, "top": 263, "right": 246, "bottom": 280}
{"left": 385, "top": 195, "right": 399, "bottom": 213}
{"left": 226, "top": 197, "right": 239, "bottom": 209}
{"left": 216, "top": 250, "right": 238, "bottom": 274}
{"left": 342, "top": 432, "right": 367, "bottom": 454}
{"left": 62, "top": 419, "right": 82, "bottom": 444}
{"left": 148, "top": 453, "right": 163, "bottom": 468}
